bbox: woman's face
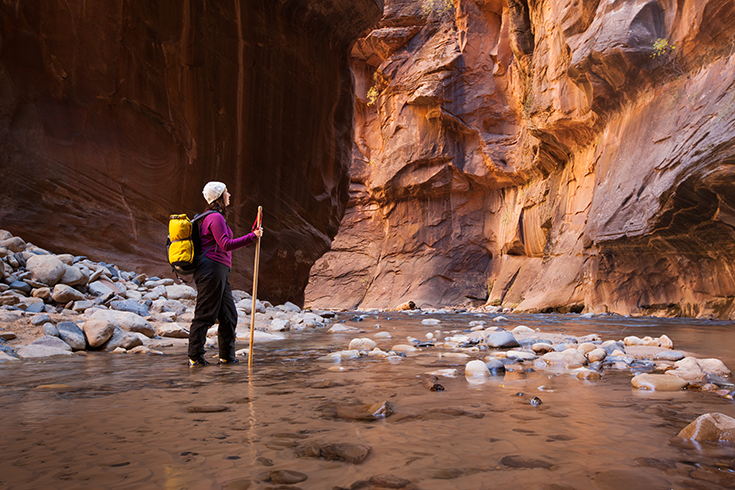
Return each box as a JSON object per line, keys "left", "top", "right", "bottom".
{"left": 223, "top": 189, "right": 231, "bottom": 207}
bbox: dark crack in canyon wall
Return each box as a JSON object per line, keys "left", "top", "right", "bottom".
{"left": 0, "top": 0, "right": 383, "bottom": 305}
{"left": 305, "top": 0, "right": 735, "bottom": 319}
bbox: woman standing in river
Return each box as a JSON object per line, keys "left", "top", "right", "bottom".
{"left": 188, "top": 181, "right": 263, "bottom": 367}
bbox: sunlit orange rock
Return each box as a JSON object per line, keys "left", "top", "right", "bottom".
{"left": 678, "top": 413, "right": 735, "bottom": 442}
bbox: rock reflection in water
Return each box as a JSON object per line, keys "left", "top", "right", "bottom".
{"left": 1, "top": 314, "right": 735, "bottom": 489}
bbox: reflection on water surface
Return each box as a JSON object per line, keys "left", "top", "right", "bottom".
{"left": 2, "top": 313, "right": 735, "bottom": 489}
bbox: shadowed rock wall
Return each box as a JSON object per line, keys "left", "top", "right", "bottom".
{"left": 305, "top": 0, "right": 735, "bottom": 318}
{"left": 0, "top": 0, "right": 382, "bottom": 305}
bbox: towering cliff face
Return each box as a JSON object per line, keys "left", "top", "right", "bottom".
{"left": 0, "top": 0, "right": 382, "bottom": 305}
{"left": 305, "top": 0, "right": 735, "bottom": 318}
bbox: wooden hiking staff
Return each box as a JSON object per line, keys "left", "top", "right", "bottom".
{"left": 248, "top": 206, "right": 263, "bottom": 367}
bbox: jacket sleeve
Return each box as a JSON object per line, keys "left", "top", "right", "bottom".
{"left": 208, "top": 213, "right": 257, "bottom": 252}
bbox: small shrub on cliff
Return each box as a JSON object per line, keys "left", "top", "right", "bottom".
{"left": 651, "top": 38, "right": 683, "bottom": 78}
{"left": 366, "top": 86, "right": 379, "bottom": 107}
{"left": 423, "top": 0, "right": 454, "bottom": 17}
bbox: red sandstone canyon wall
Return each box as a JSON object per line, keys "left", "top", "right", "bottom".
{"left": 305, "top": 0, "right": 735, "bottom": 318}
{"left": 0, "top": 0, "right": 382, "bottom": 305}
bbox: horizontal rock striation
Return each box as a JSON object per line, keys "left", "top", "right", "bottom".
{"left": 0, "top": 0, "right": 382, "bottom": 305}
{"left": 305, "top": 0, "right": 735, "bottom": 318}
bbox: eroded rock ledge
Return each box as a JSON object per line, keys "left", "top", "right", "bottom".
{"left": 305, "top": 0, "right": 735, "bottom": 318}
{"left": 0, "top": 0, "right": 382, "bottom": 305}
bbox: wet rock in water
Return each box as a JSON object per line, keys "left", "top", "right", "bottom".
{"left": 396, "top": 301, "right": 415, "bottom": 311}
{"left": 52, "top": 284, "right": 86, "bottom": 303}
{"left": 532, "top": 342, "right": 555, "bottom": 354}
{"left": 336, "top": 401, "right": 393, "bottom": 421}
{"left": 256, "top": 457, "right": 273, "bottom": 466}
{"left": 0, "top": 351, "right": 19, "bottom": 362}
{"left": 348, "top": 338, "right": 377, "bottom": 351}
{"left": 705, "top": 373, "right": 735, "bottom": 389}
{"left": 659, "top": 334, "right": 674, "bottom": 349}
{"left": 630, "top": 373, "right": 688, "bottom": 391}
{"left": 295, "top": 442, "right": 372, "bottom": 464}
{"left": 110, "top": 299, "right": 150, "bottom": 317}
{"left": 575, "top": 368, "right": 601, "bottom": 381}
{"left": 366, "top": 474, "right": 412, "bottom": 488}
{"left": 485, "top": 358, "right": 506, "bottom": 375}
{"left": 156, "top": 323, "right": 189, "bottom": 339}
{"left": 529, "top": 396, "right": 543, "bottom": 407}
{"left": 100, "top": 326, "right": 143, "bottom": 351}
{"left": 465, "top": 360, "right": 490, "bottom": 378}
{"left": 678, "top": 413, "right": 735, "bottom": 443}
{"left": 507, "top": 350, "right": 536, "bottom": 361}
{"left": 264, "top": 470, "right": 307, "bottom": 485}
{"left": 697, "top": 358, "right": 732, "bottom": 377}
{"left": 374, "top": 331, "right": 392, "bottom": 339}
{"left": 586, "top": 348, "right": 607, "bottom": 363}
{"left": 501, "top": 455, "right": 553, "bottom": 469}
{"left": 83, "top": 319, "right": 116, "bottom": 348}
{"left": 601, "top": 341, "right": 625, "bottom": 355}
{"left": 654, "top": 350, "right": 685, "bottom": 361}
{"left": 423, "top": 374, "right": 445, "bottom": 391}
{"left": 421, "top": 318, "right": 441, "bottom": 325}
{"left": 42, "top": 323, "right": 60, "bottom": 337}
{"left": 26, "top": 254, "right": 65, "bottom": 286}
{"left": 666, "top": 357, "right": 716, "bottom": 381}
{"left": 88, "top": 309, "right": 155, "bottom": 337}
{"left": 485, "top": 331, "right": 519, "bottom": 348}
{"left": 186, "top": 405, "right": 230, "bottom": 413}
{"left": 391, "top": 344, "right": 417, "bottom": 353}
{"left": 57, "top": 321, "right": 87, "bottom": 351}
{"left": 542, "top": 349, "right": 587, "bottom": 368}
{"left": 328, "top": 323, "right": 363, "bottom": 333}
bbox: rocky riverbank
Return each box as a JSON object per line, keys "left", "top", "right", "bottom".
{"left": 1, "top": 228, "right": 733, "bottom": 407}
{"left": 0, "top": 229, "right": 333, "bottom": 361}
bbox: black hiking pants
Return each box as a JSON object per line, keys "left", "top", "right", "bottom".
{"left": 188, "top": 257, "right": 238, "bottom": 361}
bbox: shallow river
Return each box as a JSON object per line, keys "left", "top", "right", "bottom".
{"left": 2, "top": 312, "right": 735, "bottom": 489}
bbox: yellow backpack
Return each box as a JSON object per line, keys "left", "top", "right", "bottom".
{"left": 166, "top": 211, "right": 213, "bottom": 278}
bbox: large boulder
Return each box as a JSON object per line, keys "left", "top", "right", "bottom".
{"left": 165, "top": 285, "right": 197, "bottom": 301}
{"left": 83, "top": 318, "right": 116, "bottom": 348}
{"left": 485, "top": 331, "right": 520, "bottom": 349}
{"left": 26, "top": 255, "right": 66, "bottom": 286}
{"left": 88, "top": 309, "right": 155, "bottom": 338}
{"left": 631, "top": 373, "right": 688, "bottom": 391}
{"left": 58, "top": 265, "right": 89, "bottom": 287}
{"left": 17, "top": 335, "right": 74, "bottom": 359}
{"left": 678, "top": 413, "right": 735, "bottom": 442}
{"left": 51, "top": 284, "right": 86, "bottom": 303}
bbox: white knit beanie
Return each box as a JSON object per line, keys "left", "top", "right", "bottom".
{"left": 202, "top": 181, "right": 226, "bottom": 204}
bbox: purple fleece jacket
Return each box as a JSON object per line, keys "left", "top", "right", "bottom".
{"left": 199, "top": 212, "right": 257, "bottom": 268}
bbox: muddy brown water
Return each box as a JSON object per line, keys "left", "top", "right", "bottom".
{"left": 2, "top": 312, "right": 735, "bottom": 489}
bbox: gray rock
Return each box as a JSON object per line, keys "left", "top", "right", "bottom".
{"left": 0, "top": 310, "right": 22, "bottom": 323}
{"left": 17, "top": 343, "right": 74, "bottom": 359}
{"left": 9, "top": 281, "right": 31, "bottom": 294}
{"left": 110, "top": 299, "right": 150, "bottom": 317}
{"left": 88, "top": 309, "right": 155, "bottom": 337}
{"left": 57, "top": 321, "right": 87, "bottom": 351}
{"left": 0, "top": 351, "right": 19, "bottom": 362}
{"left": 51, "top": 284, "right": 86, "bottom": 303}
{"left": 156, "top": 323, "right": 189, "bottom": 339}
{"left": 88, "top": 280, "right": 115, "bottom": 297}
{"left": 603, "top": 341, "right": 625, "bottom": 355}
{"left": 100, "top": 326, "right": 143, "bottom": 351}
{"left": 606, "top": 355, "right": 634, "bottom": 365}
{"left": 151, "top": 299, "right": 187, "bottom": 315}
{"left": 0, "top": 236, "right": 26, "bottom": 253}
{"left": 654, "top": 350, "right": 686, "bottom": 361}
{"left": 24, "top": 302, "right": 45, "bottom": 314}
{"left": 165, "top": 285, "right": 196, "bottom": 300}
{"left": 59, "top": 265, "right": 88, "bottom": 286}
{"left": 30, "top": 314, "right": 51, "bottom": 326}
{"left": 485, "top": 331, "right": 520, "bottom": 348}
{"left": 82, "top": 319, "right": 115, "bottom": 348}
{"left": 42, "top": 322, "right": 60, "bottom": 337}
{"left": 31, "top": 335, "right": 73, "bottom": 351}
{"left": 73, "top": 300, "right": 94, "bottom": 312}
{"left": 485, "top": 358, "right": 506, "bottom": 375}
{"left": 26, "top": 254, "right": 65, "bottom": 286}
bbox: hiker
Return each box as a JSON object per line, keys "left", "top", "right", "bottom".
{"left": 188, "top": 181, "right": 263, "bottom": 367}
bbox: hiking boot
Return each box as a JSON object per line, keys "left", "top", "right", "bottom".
{"left": 218, "top": 358, "right": 240, "bottom": 365}
{"left": 188, "top": 358, "right": 210, "bottom": 367}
